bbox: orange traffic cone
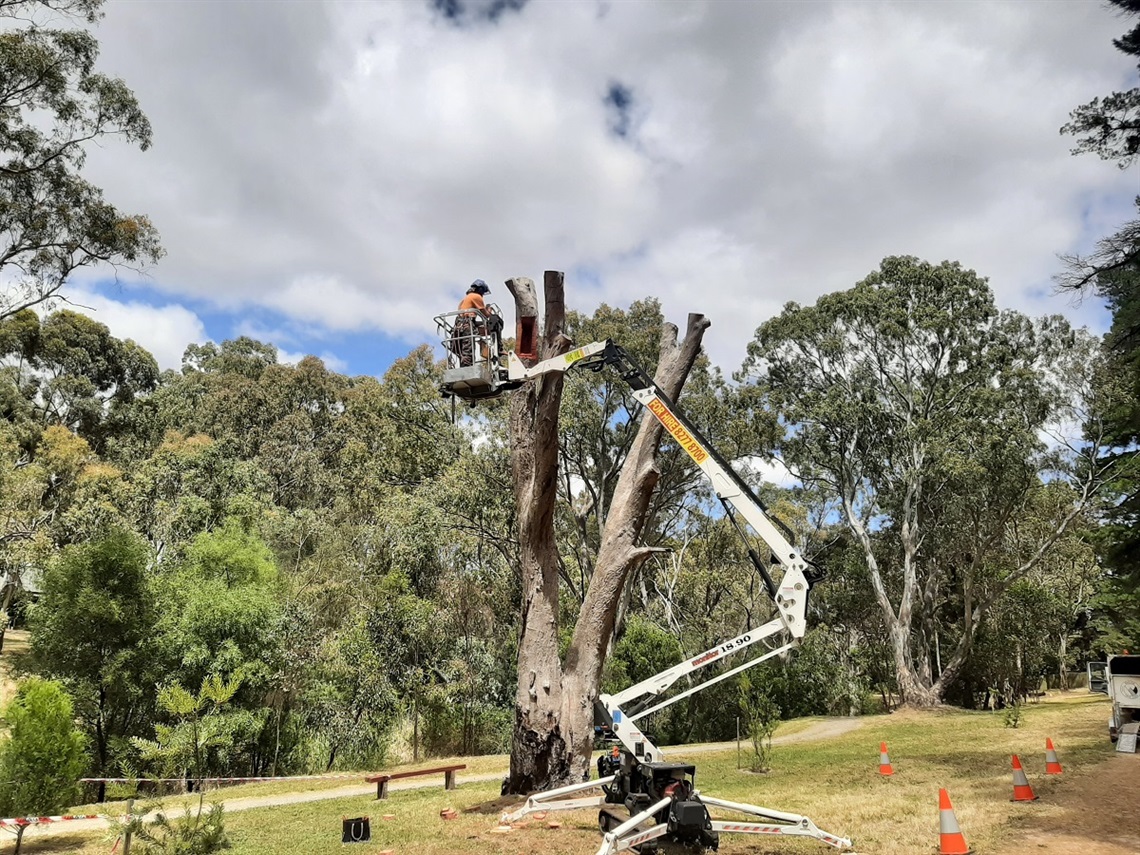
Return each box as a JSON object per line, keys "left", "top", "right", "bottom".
{"left": 938, "top": 789, "right": 971, "bottom": 855}
{"left": 879, "top": 741, "right": 893, "bottom": 776}
{"left": 1045, "top": 738, "right": 1063, "bottom": 774}
{"left": 1010, "top": 754, "right": 1038, "bottom": 801}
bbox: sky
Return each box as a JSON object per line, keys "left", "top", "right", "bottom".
{"left": 41, "top": 0, "right": 1140, "bottom": 377}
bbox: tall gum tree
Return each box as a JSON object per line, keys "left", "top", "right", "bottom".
{"left": 743, "top": 256, "right": 1112, "bottom": 706}
{"left": 504, "top": 271, "right": 709, "bottom": 792}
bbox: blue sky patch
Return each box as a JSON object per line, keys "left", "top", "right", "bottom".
{"left": 604, "top": 81, "right": 635, "bottom": 139}
{"left": 82, "top": 278, "right": 438, "bottom": 380}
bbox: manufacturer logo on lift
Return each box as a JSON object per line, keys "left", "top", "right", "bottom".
{"left": 647, "top": 399, "right": 709, "bottom": 464}
{"left": 691, "top": 650, "right": 720, "bottom": 667}
{"left": 692, "top": 633, "right": 752, "bottom": 667}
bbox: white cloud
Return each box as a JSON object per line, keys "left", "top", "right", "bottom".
{"left": 71, "top": 0, "right": 1136, "bottom": 372}
{"left": 277, "top": 348, "right": 349, "bottom": 374}
{"left": 64, "top": 288, "right": 207, "bottom": 371}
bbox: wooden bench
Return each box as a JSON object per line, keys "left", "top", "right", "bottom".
{"left": 365, "top": 763, "right": 466, "bottom": 799}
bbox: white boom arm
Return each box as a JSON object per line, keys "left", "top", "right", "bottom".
{"left": 494, "top": 338, "right": 848, "bottom": 850}
{"left": 506, "top": 341, "right": 820, "bottom": 763}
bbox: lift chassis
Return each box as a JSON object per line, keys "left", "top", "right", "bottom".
{"left": 440, "top": 339, "right": 851, "bottom": 853}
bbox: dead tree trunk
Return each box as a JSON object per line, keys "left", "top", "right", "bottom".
{"left": 506, "top": 272, "right": 574, "bottom": 792}
{"left": 504, "top": 270, "right": 709, "bottom": 794}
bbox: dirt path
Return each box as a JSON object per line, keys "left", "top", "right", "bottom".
{"left": 16, "top": 716, "right": 861, "bottom": 843}
{"left": 672, "top": 715, "right": 864, "bottom": 755}
{"left": 992, "top": 751, "right": 1140, "bottom": 855}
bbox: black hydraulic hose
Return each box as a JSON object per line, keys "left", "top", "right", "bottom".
{"left": 722, "top": 500, "right": 778, "bottom": 601}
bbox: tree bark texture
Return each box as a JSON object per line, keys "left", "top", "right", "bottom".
{"left": 504, "top": 271, "right": 709, "bottom": 793}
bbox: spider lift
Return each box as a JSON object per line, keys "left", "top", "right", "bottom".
{"left": 436, "top": 331, "right": 852, "bottom": 853}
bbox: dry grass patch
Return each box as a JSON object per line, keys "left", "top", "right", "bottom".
{"left": 223, "top": 694, "right": 1116, "bottom": 855}
{"left": 29, "top": 694, "right": 1119, "bottom": 855}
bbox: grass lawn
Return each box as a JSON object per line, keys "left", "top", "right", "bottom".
{"left": 26, "top": 693, "right": 1117, "bottom": 855}
{"left": 67, "top": 753, "right": 512, "bottom": 816}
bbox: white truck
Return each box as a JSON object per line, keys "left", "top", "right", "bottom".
{"left": 1100, "top": 655, "right": 1140, "bottom": 743}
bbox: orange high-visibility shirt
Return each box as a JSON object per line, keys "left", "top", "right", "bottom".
{"left": 458, "top": 292, "right": 487, "bottom": 316}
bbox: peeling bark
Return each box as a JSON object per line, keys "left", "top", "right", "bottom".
{"left": 504, "top": 272, "right": 709, "bottom": 792}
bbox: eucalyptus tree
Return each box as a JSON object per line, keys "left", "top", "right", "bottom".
{"left": 555, "top": 300, "right": 668, "bottom": 597}
{"left": 555, "top": 301, "right": 771, "bottom": 609}
{"left": 743, "top": 256, "right": 1109, "bottom": 705}
{"left": 1024, "top": 518, "right": 1101, "bottom": 689}
{"left": 0, "top": 310, "right": 159, "bottom": 453}
{"left": 502, "top": 272, "right": 712, "bottom": 792}
{"left": 0, "top": 0, "right": 162, "bottom": 320}
{"left": 130, "top": 431, "right": 272, "bottom": 562}
{"left": 0, "top": 419, "right": 115, "bottom": 649}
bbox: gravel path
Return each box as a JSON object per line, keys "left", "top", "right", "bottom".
{"left": 16, "top": 717, "right": 862, "bottom": 843}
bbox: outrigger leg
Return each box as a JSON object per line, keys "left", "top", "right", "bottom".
{"left": 500, "top": 775, "right": 616, "bottom": 825}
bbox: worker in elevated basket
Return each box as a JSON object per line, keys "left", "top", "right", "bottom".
{"left": 454, "top": 280, "right": 502, "bottom": 365}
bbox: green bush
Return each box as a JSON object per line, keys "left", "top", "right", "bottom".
{"left": 119, "top": 803, "right": 228, "bottom": 855}
{"left": 0, "top": 677, "right": 87, "bottom": 816}
{"left": 422, "top": 697, "right": 511, "bottom": 757}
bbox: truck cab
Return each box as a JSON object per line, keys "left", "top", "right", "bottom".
{"left": 1106, "top": 654, "right": 1140, "bottom": 742}
{"left": 1088, "top": 661, "right": 1107, "bottom": 695}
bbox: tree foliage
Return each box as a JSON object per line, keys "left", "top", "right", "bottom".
{"left": 743, "top": 256, "right": 1105, "bottom": 705}
{"left": 0, "top": 677, "right": 86, "bottom": 816}
{"left": 1058, "top": 0, "right": 1140, "bottom": 649}
{"left": 128, "top": 674, "right": 237, "bottom": 855}
{"left": 0, "top": 309, "right": 159, "bottom": 453}
{"left": 1060, "top": 0, "right": 1140, "bottom": 168}
{"left": 0, "top": 0, "right": 163, "bottom": 320}
{"left": 29, "top": 528, "right": 156, "bottom": 781}
{"left": 1, "top": 271, "right": 1122, "bottom": 790}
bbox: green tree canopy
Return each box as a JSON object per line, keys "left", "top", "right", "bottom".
{"left": 1059, "top": 0, "right": 1140, "bottom": 648}
{"left": 29, "top": 528, "right": 156, "bottom": 786}
{"left": 742, "top": 256, "right": 1104, "bottom": 705}
{"left": 0, "top": 310, "right": 159, "bottom": 454}
{"left": 0, "top": 0, "right": 163, "bottom": 320}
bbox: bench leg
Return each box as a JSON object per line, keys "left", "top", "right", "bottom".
{"left": 377, "top": 779, "right": 389, "bottom": 799}
{"left": 445, "top": 769, "right": 457, "bottom": 790}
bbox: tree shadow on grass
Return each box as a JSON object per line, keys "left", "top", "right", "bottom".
{"left": 462, "top": 795, "right": 520, "bottom": 815}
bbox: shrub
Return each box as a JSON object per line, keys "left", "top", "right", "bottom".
{"left": 422, "top": 698, "right": 510, "bottom": 757}
{"left": 118, "top": 803, "right": 228, "bottom": 855}
{"left": 1004, "top": 701, "right": 1022, "bottom": 729}
{"left": 0, "top": 677, "right": 87, "bottom": 816}
{"left": 738, "top": 674, "right": 780, "bottom": 773}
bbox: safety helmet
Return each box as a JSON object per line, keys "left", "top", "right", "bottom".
{"left": 470, "top": 279, "right": 490, "bottom": 295}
